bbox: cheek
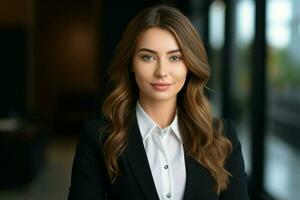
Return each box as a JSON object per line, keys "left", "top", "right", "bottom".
{"left": 134, "top": 69, "right": 147, "bottom": 81}
{"left": 173, "top": 66, "right": 188, "bottom": 82}
{"left": 134, "top": 72, "right": 143, "bottom": 87}
{"left": 133, "top": 68, "right": 151, "bottom": 90}
{"left": 133, "top": 63, "right": 153, "bottom": 82}
{"left": 132, "top": 60, "right": 143, "bottom": 83}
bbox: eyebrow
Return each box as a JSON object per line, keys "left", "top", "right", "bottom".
{"left": 137, "top": 48, "right": 181, "bottom": 54}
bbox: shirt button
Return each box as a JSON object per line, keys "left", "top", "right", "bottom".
{"left": 164, "top": 165, "right": 168, "bottom": 169}
{"left": 162, "top": 128, "right": 167, "bottom": 134}
{"left": 166, "top": 193, "right": 171, "bottom": 198}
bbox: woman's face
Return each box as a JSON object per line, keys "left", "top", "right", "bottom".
{"left": 132, "top": 27, "right": 188, "bottom": 104}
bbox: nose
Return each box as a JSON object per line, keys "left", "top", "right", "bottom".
{"left": 154, "top": 60, "right": 168, "bottom": 78}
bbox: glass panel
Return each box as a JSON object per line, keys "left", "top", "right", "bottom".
{"left": 208, "top": 0, "right": 254, "bottom": 175}
{"left": 233, "top": 0, "right": 254, "bottom": 175}
{"left": 209, "top": 0, "right": 225, "bottom": 117}
{"left": 265, "top": 0, "right": 300, "bottom": 199}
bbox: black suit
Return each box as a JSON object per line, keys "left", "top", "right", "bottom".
{"left": 68, "top": 115, "right": 249, "bottom": 200}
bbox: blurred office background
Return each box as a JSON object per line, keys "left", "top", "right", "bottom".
{"left": 0, "top": 0, "right": 299, "bottom": 199}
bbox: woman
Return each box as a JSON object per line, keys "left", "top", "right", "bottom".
{"left": 68, "top": 5, "right": 249, "bottom": 200}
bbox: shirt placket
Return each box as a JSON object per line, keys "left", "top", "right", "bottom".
{"left": 157, "top": 127, "right": 173, "bottom": 200}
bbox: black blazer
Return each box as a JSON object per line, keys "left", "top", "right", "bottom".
{"left": 68, "top": 116, "right": 249, "bottom": 200}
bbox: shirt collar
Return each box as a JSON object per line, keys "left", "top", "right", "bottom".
{"left": 136, "top": 102, "right": 182, "bottom": 143}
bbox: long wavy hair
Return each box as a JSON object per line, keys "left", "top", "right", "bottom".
{"left": 101, "top": 5, "right": 232, "bottom": 193}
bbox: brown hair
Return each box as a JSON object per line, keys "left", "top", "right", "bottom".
{"left": 101, "top": 5, "right": 232, "bottom": 193}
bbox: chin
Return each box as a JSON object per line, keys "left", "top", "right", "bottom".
{"left": 149, "top": 94, "right": 177, "bottom": 102}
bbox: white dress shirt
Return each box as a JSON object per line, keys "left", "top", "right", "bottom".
{"left": 136, "top": 102, "right": 186, "bottom": 200}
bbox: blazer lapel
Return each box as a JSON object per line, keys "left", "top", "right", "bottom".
{"left": 183, "top": 154, "right": 194, "bottom": 200}
{"left": 123, "top": 113, "right": 217, "bottom": 200}
{"left": 124, "top": 117, "right": 160, "bottom": 200}
{"left": 183, "top": 154, "right": 219, "bottom": 200}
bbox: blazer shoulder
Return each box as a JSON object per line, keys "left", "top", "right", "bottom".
{"left": 84, "top": 118, "right": 103, "bottom": 135}
{"left": 83, "top": 118, "right": 100, "bottom": 137}
{"left": 212, "top": 118, "right": 239, "bottom": 145}
{"left": 69, "top": 117, "right": 109, "bottom": 200}
{"left": 220, "top": 118, "right": 240, "bottom": 147}
{"left": 82, "top": 116, "right": 108, "bottom": 148}
{"left": 219, "top": 118, "right": 249, "bottom": 199}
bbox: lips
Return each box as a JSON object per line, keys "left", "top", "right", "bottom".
{"left": 151, "top": 83, "right": 172, "bottom": 91}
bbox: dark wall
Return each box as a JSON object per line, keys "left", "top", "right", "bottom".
{"left": 0, "top": 29, "right": 27, "bottom": 117}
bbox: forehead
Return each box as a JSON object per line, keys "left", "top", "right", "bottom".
{"left": 135, "top": 27, "right": 180, "bottom": 51}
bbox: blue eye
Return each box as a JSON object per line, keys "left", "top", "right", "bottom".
{"left": 169, "top": 56, "right": 181, "bottom": 61}
{"left": 142, "top": 55, "right": 155, "bottom": 61}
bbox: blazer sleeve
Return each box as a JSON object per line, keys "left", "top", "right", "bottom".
{"left": 68, "top": 120, "right": 108, "bottom": 200}
{"left": 220, "top": 119, "right": 250, "bottom": 200}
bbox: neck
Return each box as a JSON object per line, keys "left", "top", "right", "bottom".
{"left": 138, "top": 98, "right": 177, "bottom": 128}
